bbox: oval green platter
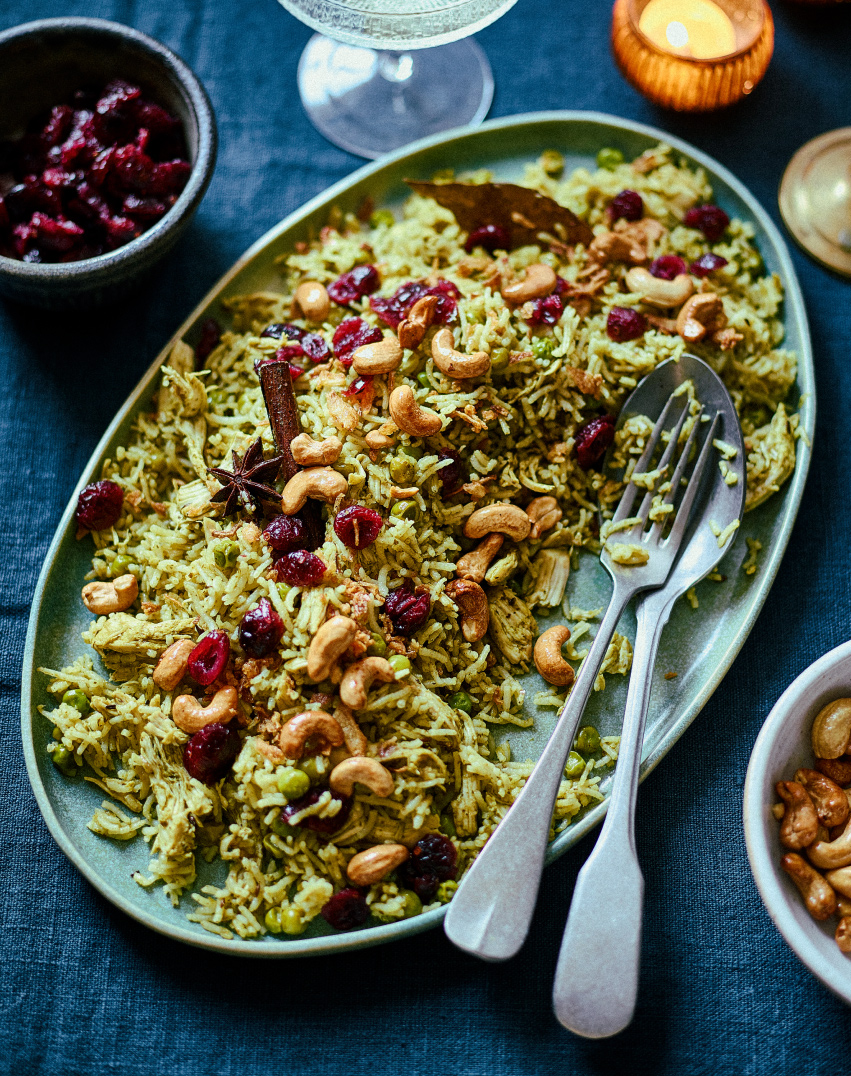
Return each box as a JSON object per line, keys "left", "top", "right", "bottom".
{"left": 21, "top": 111, "right": 815, "bottom": 957}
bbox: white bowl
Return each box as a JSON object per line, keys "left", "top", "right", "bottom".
{"left": 744, "top": 641, "right": 851, "bottom": 1004}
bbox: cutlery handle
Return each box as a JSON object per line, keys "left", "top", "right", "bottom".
{"left": 443, "top": 588, "right": 631, "bottom": 962}
{"left": 552, "top": 594, "right": 671, "bottom": 1037}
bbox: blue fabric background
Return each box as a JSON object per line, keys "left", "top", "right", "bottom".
{"left": 3, "top": 1, "right": 851, "bottom": 1072}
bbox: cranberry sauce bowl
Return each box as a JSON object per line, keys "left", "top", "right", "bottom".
{"left": 0, "top": 17, "right": 216, "bottom": 308}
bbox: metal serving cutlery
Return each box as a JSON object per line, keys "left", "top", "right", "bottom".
{"left": 553, "top": 354, "right": 746, "bottom": 1037}
{"left": 445, "top": 355, "right": 731, "bottom": 962}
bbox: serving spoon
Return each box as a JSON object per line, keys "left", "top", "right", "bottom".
{"left": 553, "top": 354, "right": 746, "bottom": 1037}
{"left": 444, "top": 354, "right": 735, "bottom": 962}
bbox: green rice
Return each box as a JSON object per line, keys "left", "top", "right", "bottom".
{"left": 40, "top": 143, "right": 799, "bottom": 940}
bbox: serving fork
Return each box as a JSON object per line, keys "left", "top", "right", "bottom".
{"left": 444, "top": 356, "right": 728, "bottom": 963}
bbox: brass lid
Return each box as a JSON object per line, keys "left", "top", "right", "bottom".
{"left": 779, "top": 128, "right": 851, "bottom": 277}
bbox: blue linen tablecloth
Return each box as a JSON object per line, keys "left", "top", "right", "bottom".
{"left": 3, "top": 1, "right": 851, "bottom": 1072}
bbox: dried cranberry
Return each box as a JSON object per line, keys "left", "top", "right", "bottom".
{"left": 122, "top": 193, "right": 168, "bottom": 220}
{"left": 239, "top": 598, "right": 284, "bottom": 657}
{"left": 606, "top": 306, "right": 647, "bottom": 342}
{"left": 397, "top": 863, "right": 440, "bottom": 902}
{"left": 76, "top": 480, "right": 124, "bottom": 530}
{"left": 275, "top": 550, "right": 326, "bottom": 587}
{"left": 575, "top": 413, "right": 616, "bottom": 470}
{"left": 264, "top": 514, "right": 307, "bottom": 553}
{"left": 464, "top": 224, "right": 510, "bottom": 254}
{"left": 147, "top": 159, "right": 191, "bottom": 196}
{"left": 333, "top": 505, "right": 383, "bottom": 550}
{"left": 690, "top": 252, "right": 728, "bottom": 277}
{"left": 195, "top": 318, "right": 221, "bottom": 364}
{"left": 343, "top": 375, "right": 373, "bottom": 397}
{"left": 282, "top": 788, "right": 353, "bottom": 835}
{"left": 684, "top": 204, "right": 729, "bottom": 242}
{"left": 41, "top": 105, "right": 74, "bottom": 149}
{"left": 370, "top": 278, "right": 459, "bottom": 329}
{"left": 648, "top": 255, "right": 687, "bottom": 280}
{"left": 608, "top": 189, "right": 644, "bottom": 223}
{"left": 321, "top": 887, "right": 369, "bottom": 930}
{"left": 384, "top": 579, "right": 430, "bottom": 636}
{"left": 436, "top": 450, "right": 465, "bottom": 495}
{"left": 523, "top": 276, "right": 567, "bottom": 327}
{"left": 187, "top": 631, "right": 230, "bottom": 686}
{"left": 30, "top": 212, "right": 84, "bottom": 253}
{"left": 261, "top": 322, "right": 299, "bottom": 340}
{"left": 410, "top": 833, "right": 457, "bottom": 880}
{"left": 328, "top": 264, "right": 380, "bottom": 305}
{"left": 183, "top": 721, "right": 241, "bottom": 785}
{"left": 332, "top": 318, "right": 383, "bottom": 365}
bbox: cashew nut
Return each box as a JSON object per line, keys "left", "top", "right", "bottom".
{"left": 290, "top": 433, "right": 343, "bottom": 466}
{"left": 776, "top": 781, "right": 820, "bottom": 850}
{"left": 501, "top": 263, "right": 557, "bottom": 303}
{"left": 533, "top": 625, "right": 575, "bottom": 687}
{"left": 806, "top": 810, "right": 851, "bottom": 870}
{"left": 307, "top": 616, "right": 358, "bottom": 682}
{"left": 825, "top": 865, "right": 851, "bottom": 899}
{"left": 351, "top": 334, "right": 404, "bottom": 375}
{"left": 398, "top": 295, "right": 438, "bottom": 351}
{"left": 675, "top": 292, "right": 726, "bottom": 343}
{"left": 365, "top": 430, "right": 395, "bottom": 452}
{"left": 812, "top": 698, "right": 851, "bottom": 759}
{"left": 457, "top": 533, "right": 504, "bottom": 583}
{"left": 624, "top": 266, "right": 694, "bottom": 308}
{"left": 816, "top": 757, "right": 851, "bottom": 786}
{"left": 81, "top": 574, "right": 138, "bottom": 615}
{"left": 526, "top": 495, "right": 562, "bottom": 540}
{"left": 464, "top": 503, "right": 531, "bottom": 542}
{"left": 152, "top": 638, "right": 196, "bottom": 692}
{"left": 389, "top": 386, "right": 443, "bottom": 437}
{"left": 430, "top": 327, "right": 491, "bottom": 380}
{"left": 172, "top": 686, "right": 239, "bottom": 734}
{"left": 794, "top": 768, "right": 850, "bottom": 829}
{"left": 340, "top": 656, "right": 396, "bottom": 709}
{"left": 329, "top": 755, "right": 394, "bottom": 798}
{"left": 780, "top": 853, "right": 837, "bottom": 921}
{"left": 279, "top": 710, "right": 345, "bottom": 759}
{"left": 445, "top": 578, "right": 489, "bottom": 643}
{"left": 280, "top": 467, "right": 347, "bottom": 514}
{"left": 839, "top": 895, "right": 851, "bottom": 918}
{"left": 347, "top": 843, "right": 410, "bottom": 886}
{"left": 294, "top": 280, "right": 330, "bottom": 322}
{"left": 837, "top": 917, "right": 851, "bottom": 953}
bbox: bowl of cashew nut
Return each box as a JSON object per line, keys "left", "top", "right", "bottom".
{"left": 744, "top": 640, "right": 851, "bottom": 1004}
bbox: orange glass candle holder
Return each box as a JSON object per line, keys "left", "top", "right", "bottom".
{"left": 611, "top": 0, "right": 774, "bottom": 112}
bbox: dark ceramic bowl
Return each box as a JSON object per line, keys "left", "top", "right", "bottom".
{"left": 0, "top": 17, "right": 217, "bottom": 308}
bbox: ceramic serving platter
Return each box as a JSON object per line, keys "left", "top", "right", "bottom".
{"left": 21, "top": 111, "right": 815, "bottom": 957}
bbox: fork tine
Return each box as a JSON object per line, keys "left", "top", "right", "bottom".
{"left": 664, "top": 411, "right": 721, "bottom": 550}
{"left": 630, "top": 397, "right": 692, "bottom": 534}
{"left": 611, "top": 394, "right": 680, "bottom": 525}
{"left": 645, "top": 405, "right": 705, "bottom": 541}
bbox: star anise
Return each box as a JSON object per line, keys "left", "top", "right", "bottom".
{"left": 208, "top": 438, "right": 286, "bottom": 517}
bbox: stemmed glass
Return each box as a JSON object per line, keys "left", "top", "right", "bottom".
{"left": 275, "top": 0, "right": 520, "bottom": 159}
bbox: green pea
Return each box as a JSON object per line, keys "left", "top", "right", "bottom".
{"left": 277, "top": 768, "right": 311, "bottom": 800}
{"left": 447, "top": 690, "right": 473, "bottom": 714}
{"left": 109, "top": 554, "right": 133, "bottom": 577}
{"left": 399, "top": 890, "right": 423, "bottom": 918}
{"left": 575, "top": 725, "right": 601, "bottom": 754}
{"left": 597, "top": 147, "right": 625, "bottom": 171}
{"left": 265, "top": 907, "right": 283, "bottom": 934}
{"left": 369, "top": 208, "right": 395, "bottom": 228}
{"left": 564, "top": 751, "right": 585, "bottom": 779}
{"left": 540, "top": 149, "right": 564, "bottom": 176}
{"left": 389, "top": 456, "right": 416, "bottom": 485}
{"left": 276, "top": 581, "right": 291, "bottom": 601}
{"left": 437, "top": 880, "right": 458, "bottom": 903}
{"left": 390, "top": 500, "right": 416, "bottom": 519}
{"left": 439, "top": 811, "right": 457, "bottom": 838}
{"left": 213, "top": 539, "right": 240, "bottom": 569}
{"left": 280, "top": 907, "right": 305, "bottom": 935}
{"left": 368, "top": 632, "right": 387, "bottom": 657}
{"left": 490, "top": 347, "right": 510, "bottom": 373}
{"left": 62, "top": 689, "right": 90, "bottom": 714}
{"left": 399, "top": 444, "right": 423, "bottom": 461}
{"left": 531, "top": 337, "right": 556, "bottom": 361}
{"left": 388, "top": 654, "right": 411, "bottom": 678}
{"left": 208, "top": 388, "right": 228, "bottom": 408}
{"left": 52, "top": 727, "right": 62, "bottom": 741}
{"left": 50, "top": 744, "right": 76, "bottom": 777}
{"left": 299, "top": 756, "right": 324, "bottom": 784}
{"left": 416, "top": 371, "right": 432, "bottom": 390}
{"left": 269, "top": 810, "right": 291, "bottom": 838}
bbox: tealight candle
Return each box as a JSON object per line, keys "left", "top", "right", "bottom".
{"left": 611, "top": 0, "right": 773, "bottom": 111}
